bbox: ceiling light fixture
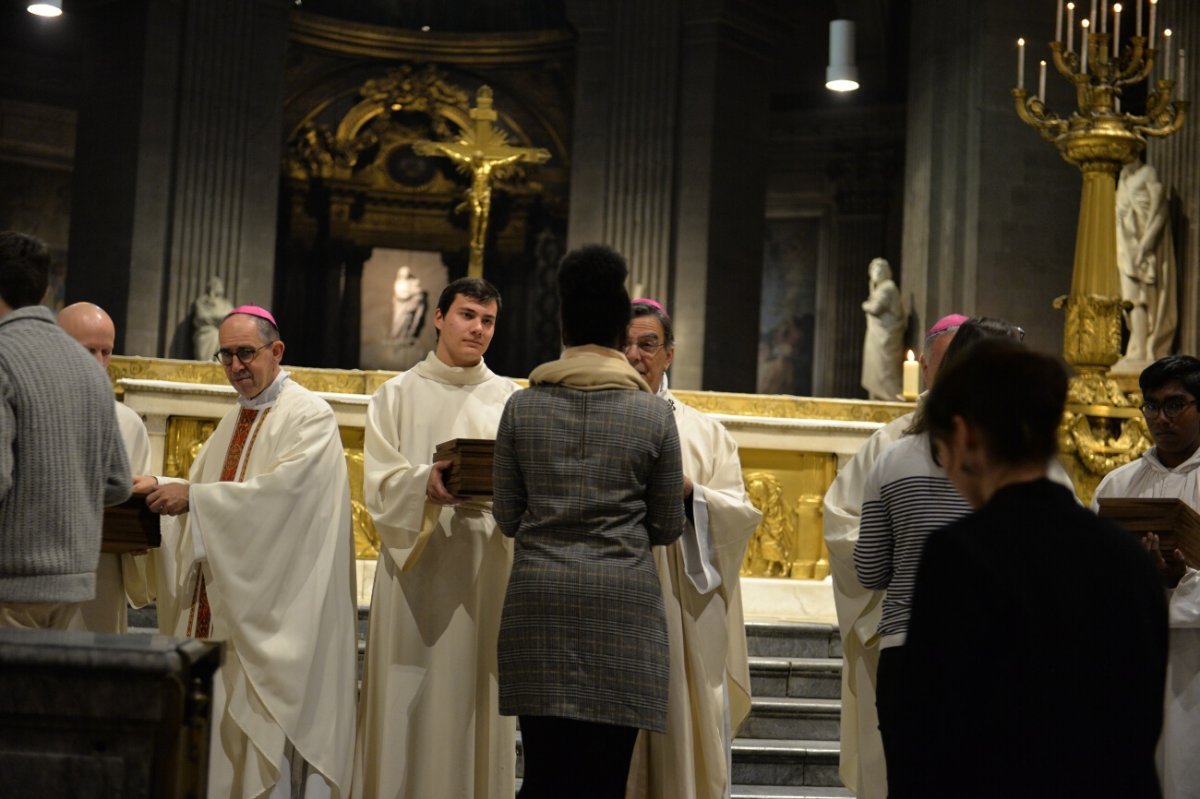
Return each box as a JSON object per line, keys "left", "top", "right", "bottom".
{"left": 27, "top": 0, "right": 62, "bottom": 17}
{"left": 826, "top": 20, "right": 860, "bottom": 92}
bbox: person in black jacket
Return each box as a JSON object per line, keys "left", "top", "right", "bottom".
{"left": 894, "top": 337, "right": 1167, "bottom": 799}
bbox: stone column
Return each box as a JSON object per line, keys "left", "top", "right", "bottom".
{"left": 563, "top": 0, "right": 773, "bottom": 391}
{"left": 901, "top": 0, "right": 1078, "bottom": 353}
{"left": 66, "top": 0, "right": 289, "bottom": 358}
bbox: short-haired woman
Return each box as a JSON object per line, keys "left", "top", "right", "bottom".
{"left": 892, "top": 337, "right": 1167, "bottom": 799}
{"left": 493, "top": 244, "right": 684, "bottom": 799}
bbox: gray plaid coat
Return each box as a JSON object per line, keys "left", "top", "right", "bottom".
{"left": 493, "top": 384, "right": 684, "bottom": 732}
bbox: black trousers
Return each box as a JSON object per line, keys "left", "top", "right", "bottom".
{"left": 518, "top": 715, "right": 639, "bottom": 799}
{"left": 876, "top": 644, "right": 909, "bottom": 798}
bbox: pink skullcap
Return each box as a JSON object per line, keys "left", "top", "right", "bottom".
{"left": 632, "top": 297, "right": 669, "bottom": 318}
{"left": 926, "top": 313, "right": 968, "bottom": 339}
{"left": 226, "top": 305, "right": 279, "bottom": 330}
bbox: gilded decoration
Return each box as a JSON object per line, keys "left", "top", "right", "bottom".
{"left": 1014, "top": 20, "right": 1186, "bottom": 486}
{"left": 740, "top": 452, "right": 837, "bottom": 580}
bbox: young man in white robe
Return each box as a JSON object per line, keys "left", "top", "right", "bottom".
{"left": 353, "top": 277, "right": 519, "bottom": 799}
{"left": 59, "top": 302, "right": 156, "bottom": 634}
{"left": 1093, "top": 354, "right": 1200, "bottom": 799}
{"left": 821, "top": 313, "right": 965, "bottom": 799}
{"left": 144, "top": 306, "right": 357, "bottom": 799}
{"left": 622, "top": 299, "right": 762, "bottom": 799}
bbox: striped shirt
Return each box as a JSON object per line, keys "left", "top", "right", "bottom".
{"left": 853, "top": 433, "right": 971, "bottom": 647}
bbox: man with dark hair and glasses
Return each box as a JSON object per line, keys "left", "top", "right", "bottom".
{"left": 144, "top": 304, "right": 358, "bottom": 799}
{"left": 1093, "top": 354, "right": 1200, "bottom": 798}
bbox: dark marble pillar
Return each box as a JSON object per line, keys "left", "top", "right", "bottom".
{"left": 66, "top": 0, "right": 289, "bottom": 358}
{"left": 563, "top": 0, "right": 773, "bottom": 391}
{"left": 901, "top": 0, "right": 1079, "bottom": 354}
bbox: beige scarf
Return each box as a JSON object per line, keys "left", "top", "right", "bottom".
{"left": 528, "top": 345, "right": 651, "bottom": 393}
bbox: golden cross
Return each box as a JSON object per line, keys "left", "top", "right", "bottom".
{"left": 413, "top": 85, "right": 551, "bottom": 278}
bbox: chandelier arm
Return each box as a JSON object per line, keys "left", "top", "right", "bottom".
{"left": 1050, "top": 42, "right": 1079, "bottom": 80}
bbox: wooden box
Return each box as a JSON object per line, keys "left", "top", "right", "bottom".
{"left": 1097, "top": 497, "right": 1200, "bottom": 568}
{"left": 434, "top": 438, "right": 495, "bottom": 498}
{"left": 102, "top": 498, "right": 161, "bottom": 554}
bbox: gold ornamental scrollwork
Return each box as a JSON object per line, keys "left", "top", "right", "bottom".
{"left": 1053, "top": 293, "right": 1126, "bottom": 371}
{"left": 1058, "top": 411, "right": 1151, "bottom": 505}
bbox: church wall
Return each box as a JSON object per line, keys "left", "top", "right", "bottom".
{"left": 1149, "top": 5, "right": 1200, "bottom": 357}
{"left": 902, "top": 0, "right": 1077, "bottom": 357}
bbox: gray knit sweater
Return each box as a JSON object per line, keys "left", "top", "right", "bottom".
{"left": 0, "top": 305, "right": 131, "bottom": 603}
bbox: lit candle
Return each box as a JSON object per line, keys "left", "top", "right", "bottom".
{"left": 1114, "top": 3, "right": 1122, "bottom": 56}
{"left": 1082, "top": 18, "right": 1091, "bottom": 72}
{"left": 1039, "top": 60, "right": 1048, "bottom": 101}
{"left": 1164, "top": 29, "right": 1173, "bottom": 79}
{"left": 1136, "top": 0, "right": 1143, "bottom": 36}
{"left": 1018, "top": 38, "right": 1026, "bottom": 88}
{"left": 903, "top": 350, "right": 919, "bottom": 399}
{"left": 1149, "top": 0, "right": 1157, "bottom": 41}
{"left": 1068, "top": 3, "right": 1076, "bottom": 51}
{"left": 1057, "top": 0, "right": 1065, "bottom": 41}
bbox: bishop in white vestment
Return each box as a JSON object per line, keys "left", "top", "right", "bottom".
{"left": 148, "top": 307, "right": 357, "bottom": 799}
{"left": 624, "top": 300, "right": 761, "bottom": 799}
{"left": 353, "top": 280, "right": 518, "bottom": 799}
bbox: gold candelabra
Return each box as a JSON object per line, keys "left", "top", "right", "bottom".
{"left": 1012, "top": 0, "right": 1187, "bottom": 500}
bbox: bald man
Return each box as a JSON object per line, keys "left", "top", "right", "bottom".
{"left": 59, "top": 302, "right": 154, "bottom": 633}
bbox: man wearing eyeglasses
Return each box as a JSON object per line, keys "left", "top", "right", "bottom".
{"left": 144, "top": 306, "right": 357, "bottom": 799}
{"left": 622, "top": 298, "right": 762, "bottom": 799}
{"left": 1094, "top": 354, "right": 1200, "bottom": 799}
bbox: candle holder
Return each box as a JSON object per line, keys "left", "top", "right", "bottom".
{"left": 1013, "top": 17, "right": 1185, "bottom": 500}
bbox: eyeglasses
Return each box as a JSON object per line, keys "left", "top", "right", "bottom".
{"left": 214, "top": 343, "right": 271, "bottom": 366}
{"left": 1140, "top": 397, "right": 1197, "bottom": 419}
{"left": 624, "top": 338, "right": 665, "bottom": 357}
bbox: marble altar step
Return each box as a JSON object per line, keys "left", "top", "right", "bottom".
{"left": 740, "top": 697, "right": 841, "bottom": 740}
{"left": 732, "top": 738, "right": 843, "bottom": 788}
{"left": 732, "top": 786, "right": 854, "bottom": 799}
{"left": 749, "top": 656, "right": 842, "bottom": 700}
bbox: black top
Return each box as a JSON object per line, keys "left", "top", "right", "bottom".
{"left": 895, "top": 478, "right": 1167, "bottom": 799}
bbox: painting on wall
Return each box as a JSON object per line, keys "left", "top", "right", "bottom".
{"left": 359, "top": 249, "right": 448, "bottom": 371}
{"left": 757, "top": 216, "right": 820, "bottom": 396}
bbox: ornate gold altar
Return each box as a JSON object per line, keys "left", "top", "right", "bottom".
{"left": 1013, "top": 5, "right": 1186, "bottom": 501}
{"left": 109, "top": 355, "right": 911, "bottom": 584}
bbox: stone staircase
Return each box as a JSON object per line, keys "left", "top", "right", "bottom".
{"left": 133, "top": 608, "right": 853, "bottom": 798}
{"left": 733, "top": 622, "right": 852, "bottom": 799}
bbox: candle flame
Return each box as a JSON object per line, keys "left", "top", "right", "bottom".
{"left": 1040, "top": 59, "right": 1048, "bottom": 66}
{"left": 1082, "top": 18, "right": 1090, "bottom": 28}
{"left": 906, "top": 349, "right": 916, "bottom": 362}
{"left": 1113, "top": 2, "right": 1122, "bottom": 10}
{"left": 1067, "top": 1, "right": 1075, "bottom": 7}
{"left": 1165, "top": 28, "right": 1172, "bottom": 37}
{"left": 1018, "top": 37, "right": 1026, "bottom": 46}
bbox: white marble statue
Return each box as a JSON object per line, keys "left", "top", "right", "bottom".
{"left": 860, "top": 258, "right": 905, "bottom": 401}
{"left": 1116, "top": 161, "right": 1177, "bottom": 370}
{"left": 388, "top": 266, "right": 427, "bottom": 344}
{"left": 191, "top": 276, "right": 233, "bottom": 361}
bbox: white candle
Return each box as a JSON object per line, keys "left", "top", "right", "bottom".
{"left": 1181, "top": 49, "right": 1187, "bottom": 95}
{"left": 1039, "top": 60, "right": 1048, "bottom": 101}
{"left": 1057, "top": 0, "right": 1065, "bottom": 41}
{"left": 1082, "top": 18, "right": 1091, "bottom": 72}
{"left": 1137, "top": 0, "right": 1143, "bottom": 36}
{"left": 1091, "top": 0, "right": 1098, "bottom": 27}
{"left": 1165, "top": 29, "right": 1173, "bottom": 79}
{"left": 1018, "top": 38, "right": 1026, "bottom": 88}
{"left": 1150, "top": 0, "right": 1157, "bottom": 41}
{"left": 1068, "top": 3, "right": 1076, "bottom": 51}
{"left": 1114, "top": 4, "right": 1123, "bottom": 56}
{"left": 903, "top": 351, "right": 919, "bottom": 399}
{"left": 1101, "top": 0, "right": 1108, "bottom": 33}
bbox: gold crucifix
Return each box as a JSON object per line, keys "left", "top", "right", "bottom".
{"left": 413, "top": 85, "right": 551, "bottom": 278}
